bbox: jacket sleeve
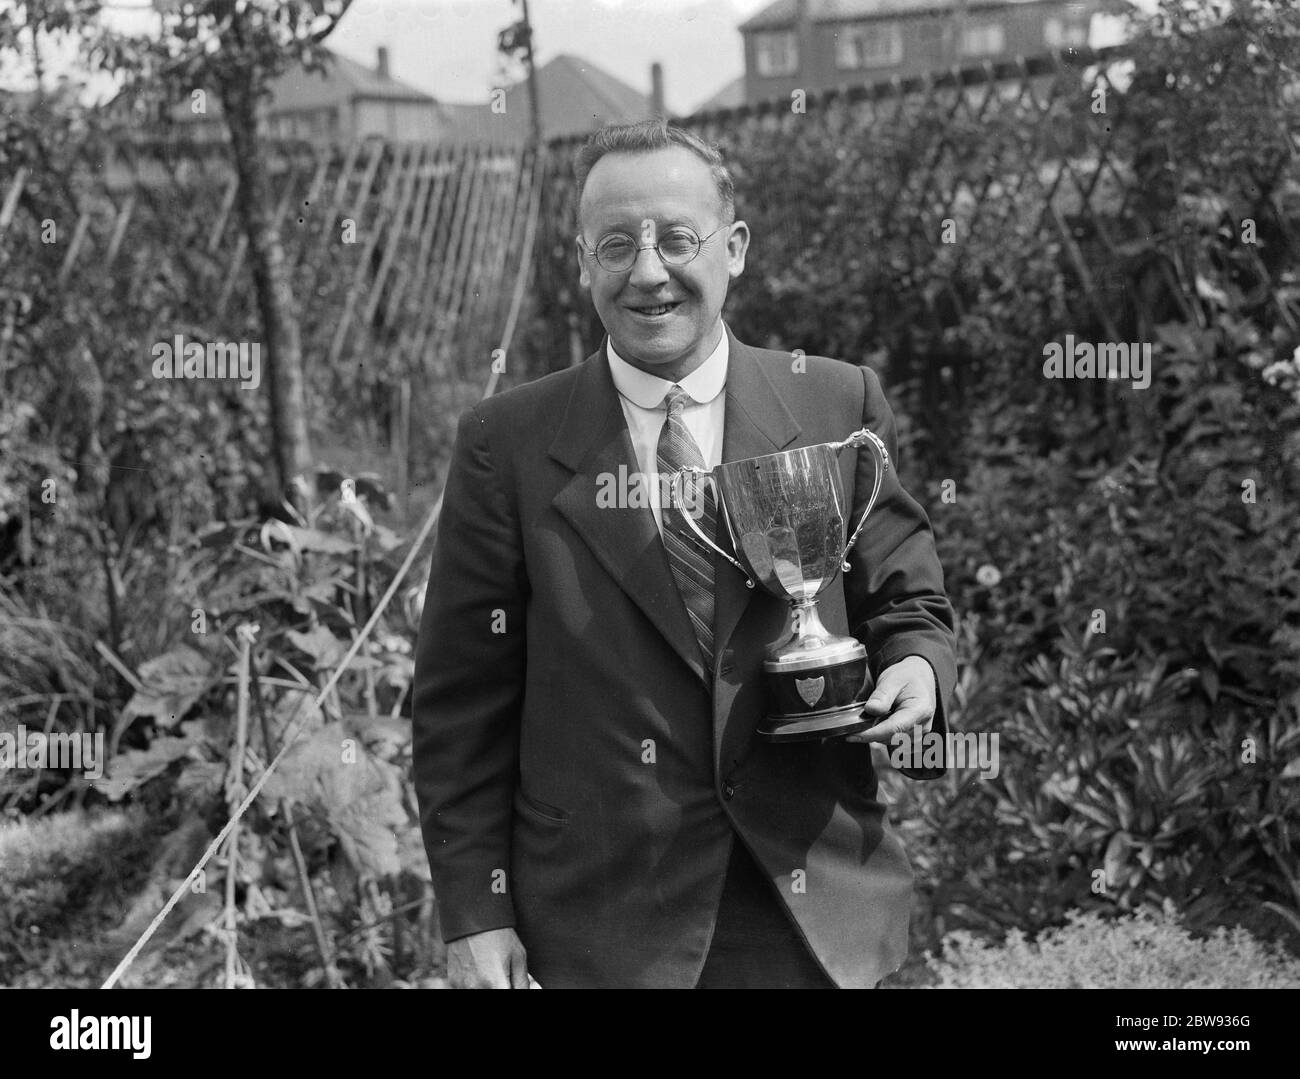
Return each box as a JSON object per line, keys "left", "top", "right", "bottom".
{"left": 845, "top": 363, "right": 958, "bottom": 779}
{"left": 411, "top": 403, "right": 528, "bottom": 940}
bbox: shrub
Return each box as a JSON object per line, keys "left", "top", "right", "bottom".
{"left": 885, "top": 385, "right": 1300, "bottom": 945}
{"left": 928, "top": 902, "right": 1300, "bottom": 989}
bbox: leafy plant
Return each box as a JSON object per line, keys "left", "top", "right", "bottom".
{"left": 929, "top": 902, "right": 1300, "bottom": 989}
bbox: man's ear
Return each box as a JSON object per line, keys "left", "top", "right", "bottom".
{"left": 726, "top": 220, "right": 750, "bottom": 280}
{"left": 574, "top": 235, "right": 591, "bottom": 290}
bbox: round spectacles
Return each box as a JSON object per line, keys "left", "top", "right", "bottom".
{"left": 580, "top": 224, "right": 730, "bottom": 273}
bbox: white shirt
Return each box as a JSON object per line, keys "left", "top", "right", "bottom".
{"left": 606, "top": 328, "right": 728, "bottom": 535}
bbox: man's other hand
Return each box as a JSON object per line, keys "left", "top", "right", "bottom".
{"left": 446, "top": 927, "right": 530, "bottom": 988}
{"left": 845, "top": 655, "right": 937, "bottom": 744}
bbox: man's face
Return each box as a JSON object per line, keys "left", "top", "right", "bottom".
{"left": 575, "top": 146, "right": 749, "bottom": 380}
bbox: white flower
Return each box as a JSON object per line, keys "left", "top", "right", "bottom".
{"left": 975, "top": 564, "right": 1002, "bottom": 588}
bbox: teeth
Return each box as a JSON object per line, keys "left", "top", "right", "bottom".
{"left": 639, "top": 304, "right": 674, "bottom": 315}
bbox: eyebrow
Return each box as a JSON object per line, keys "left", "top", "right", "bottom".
{"left": 592, "top": 217, "right": 705, "bottom": 237}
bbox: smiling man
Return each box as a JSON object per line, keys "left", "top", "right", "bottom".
{"left": 412, "top": 121, "right": 957, "bottom": 989}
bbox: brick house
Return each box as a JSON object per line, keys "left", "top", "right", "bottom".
{"left": 740, "top": 0, "right": 1110, "bottom": 104}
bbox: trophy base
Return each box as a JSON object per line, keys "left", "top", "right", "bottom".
{"left": 760, "top": 637, "right": 872, "bottom": 744}
{"left": 758, "top": 703, "right": 871, "bottom": 743}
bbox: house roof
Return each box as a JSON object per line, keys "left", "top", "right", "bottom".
{"left": 693, "top": 76, "right": 746, "bottom": 114}
{"left": 740, "top": 0, "right": 1059, "bottom": 31}
{"left": 269, "top": 50, "right": 436, "bottom": 111}
{"left": 438, "top": 53, "right": 653, "bottom": 144}
{"left": 152, "top": 46, "right": 435, "bottom": 124}
{"left": 2, "top": 85, "right": 81, "bottom": 114}
{"left": 0, "top": 87, "right": 39, "bottom": 110}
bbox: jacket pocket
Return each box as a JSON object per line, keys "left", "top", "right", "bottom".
{"left": 513, "top": 786, "right": 570, "bottom": 826}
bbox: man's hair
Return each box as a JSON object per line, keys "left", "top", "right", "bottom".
{"left": 573, "top": 120, "right": 736, "bottom": 225}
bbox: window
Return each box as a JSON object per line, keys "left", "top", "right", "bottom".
{"left": 754, "top": 31, "right": 798, "bottom": 77}
{"left": 1044, "top": 16, "right": 1089, "bottom": 49}
{"left": 959, "top": 22, "right": 1006, "bottom": 58}
{"left": 835, "top": 23, "right": 904, "bottom": 70}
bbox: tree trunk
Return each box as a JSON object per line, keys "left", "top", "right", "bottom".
{"left": 219, "top": 72, "right": 313, "bottom": 517}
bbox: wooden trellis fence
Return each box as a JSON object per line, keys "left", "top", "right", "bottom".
{"left": 3, "top": 136, "right": 538, "bottom": 372}
{"left": 1, "top": 134, "right": 541, "bottom": 518}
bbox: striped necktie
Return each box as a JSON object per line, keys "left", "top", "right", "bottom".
{"left": 656, "top": 385, "right": 717, "bottom": 672}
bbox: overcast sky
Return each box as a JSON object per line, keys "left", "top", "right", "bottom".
{"left": 326, "top": 0, "right": 771, "bottom": 114}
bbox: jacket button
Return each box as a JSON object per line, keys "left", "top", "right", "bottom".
{"left": 722, "top": 782, "right": 736, "bottom": 800}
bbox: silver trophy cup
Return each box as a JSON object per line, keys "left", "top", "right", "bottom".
{"left": 670, "top": 428, "right": 890, "bottom": 741}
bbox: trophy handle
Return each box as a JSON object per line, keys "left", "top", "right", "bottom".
{"left": 668, "top": 467, "right": 755, "bottom": 588}
{"left": 829, "top": 427, "right": 890, "bottom": 573}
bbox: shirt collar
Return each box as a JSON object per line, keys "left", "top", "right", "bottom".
{"left": 606, "top": 326, "right": 729, "bottom": 409}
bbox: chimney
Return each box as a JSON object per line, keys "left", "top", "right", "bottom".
{"left": 376, "top": 46, "right": 390, "bottom": 80}
{"left": 650, "top": 61, "right": 665, "bottom": 118}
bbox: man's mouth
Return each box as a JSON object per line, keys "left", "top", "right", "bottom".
{"left": 627, "top": 300, "right": 684, "bottom": 317}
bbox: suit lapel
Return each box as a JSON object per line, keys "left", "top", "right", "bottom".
{"left": 549, "top": 345, "right": 707, "bottom": 682}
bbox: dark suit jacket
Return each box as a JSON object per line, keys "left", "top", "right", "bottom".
{"left": 412, "top": 327, "right": 957, "bottom": 988}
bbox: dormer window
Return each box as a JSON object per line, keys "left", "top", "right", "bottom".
{"left": 959, "top": 22, "right": 1006, "bottom": 57}
{"left": 754, "top": 31, "right": 799, "bottom": 76}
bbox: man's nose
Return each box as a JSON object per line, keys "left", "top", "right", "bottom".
{"left": 627, "top": 244, "right": 670, "bottom": 289}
